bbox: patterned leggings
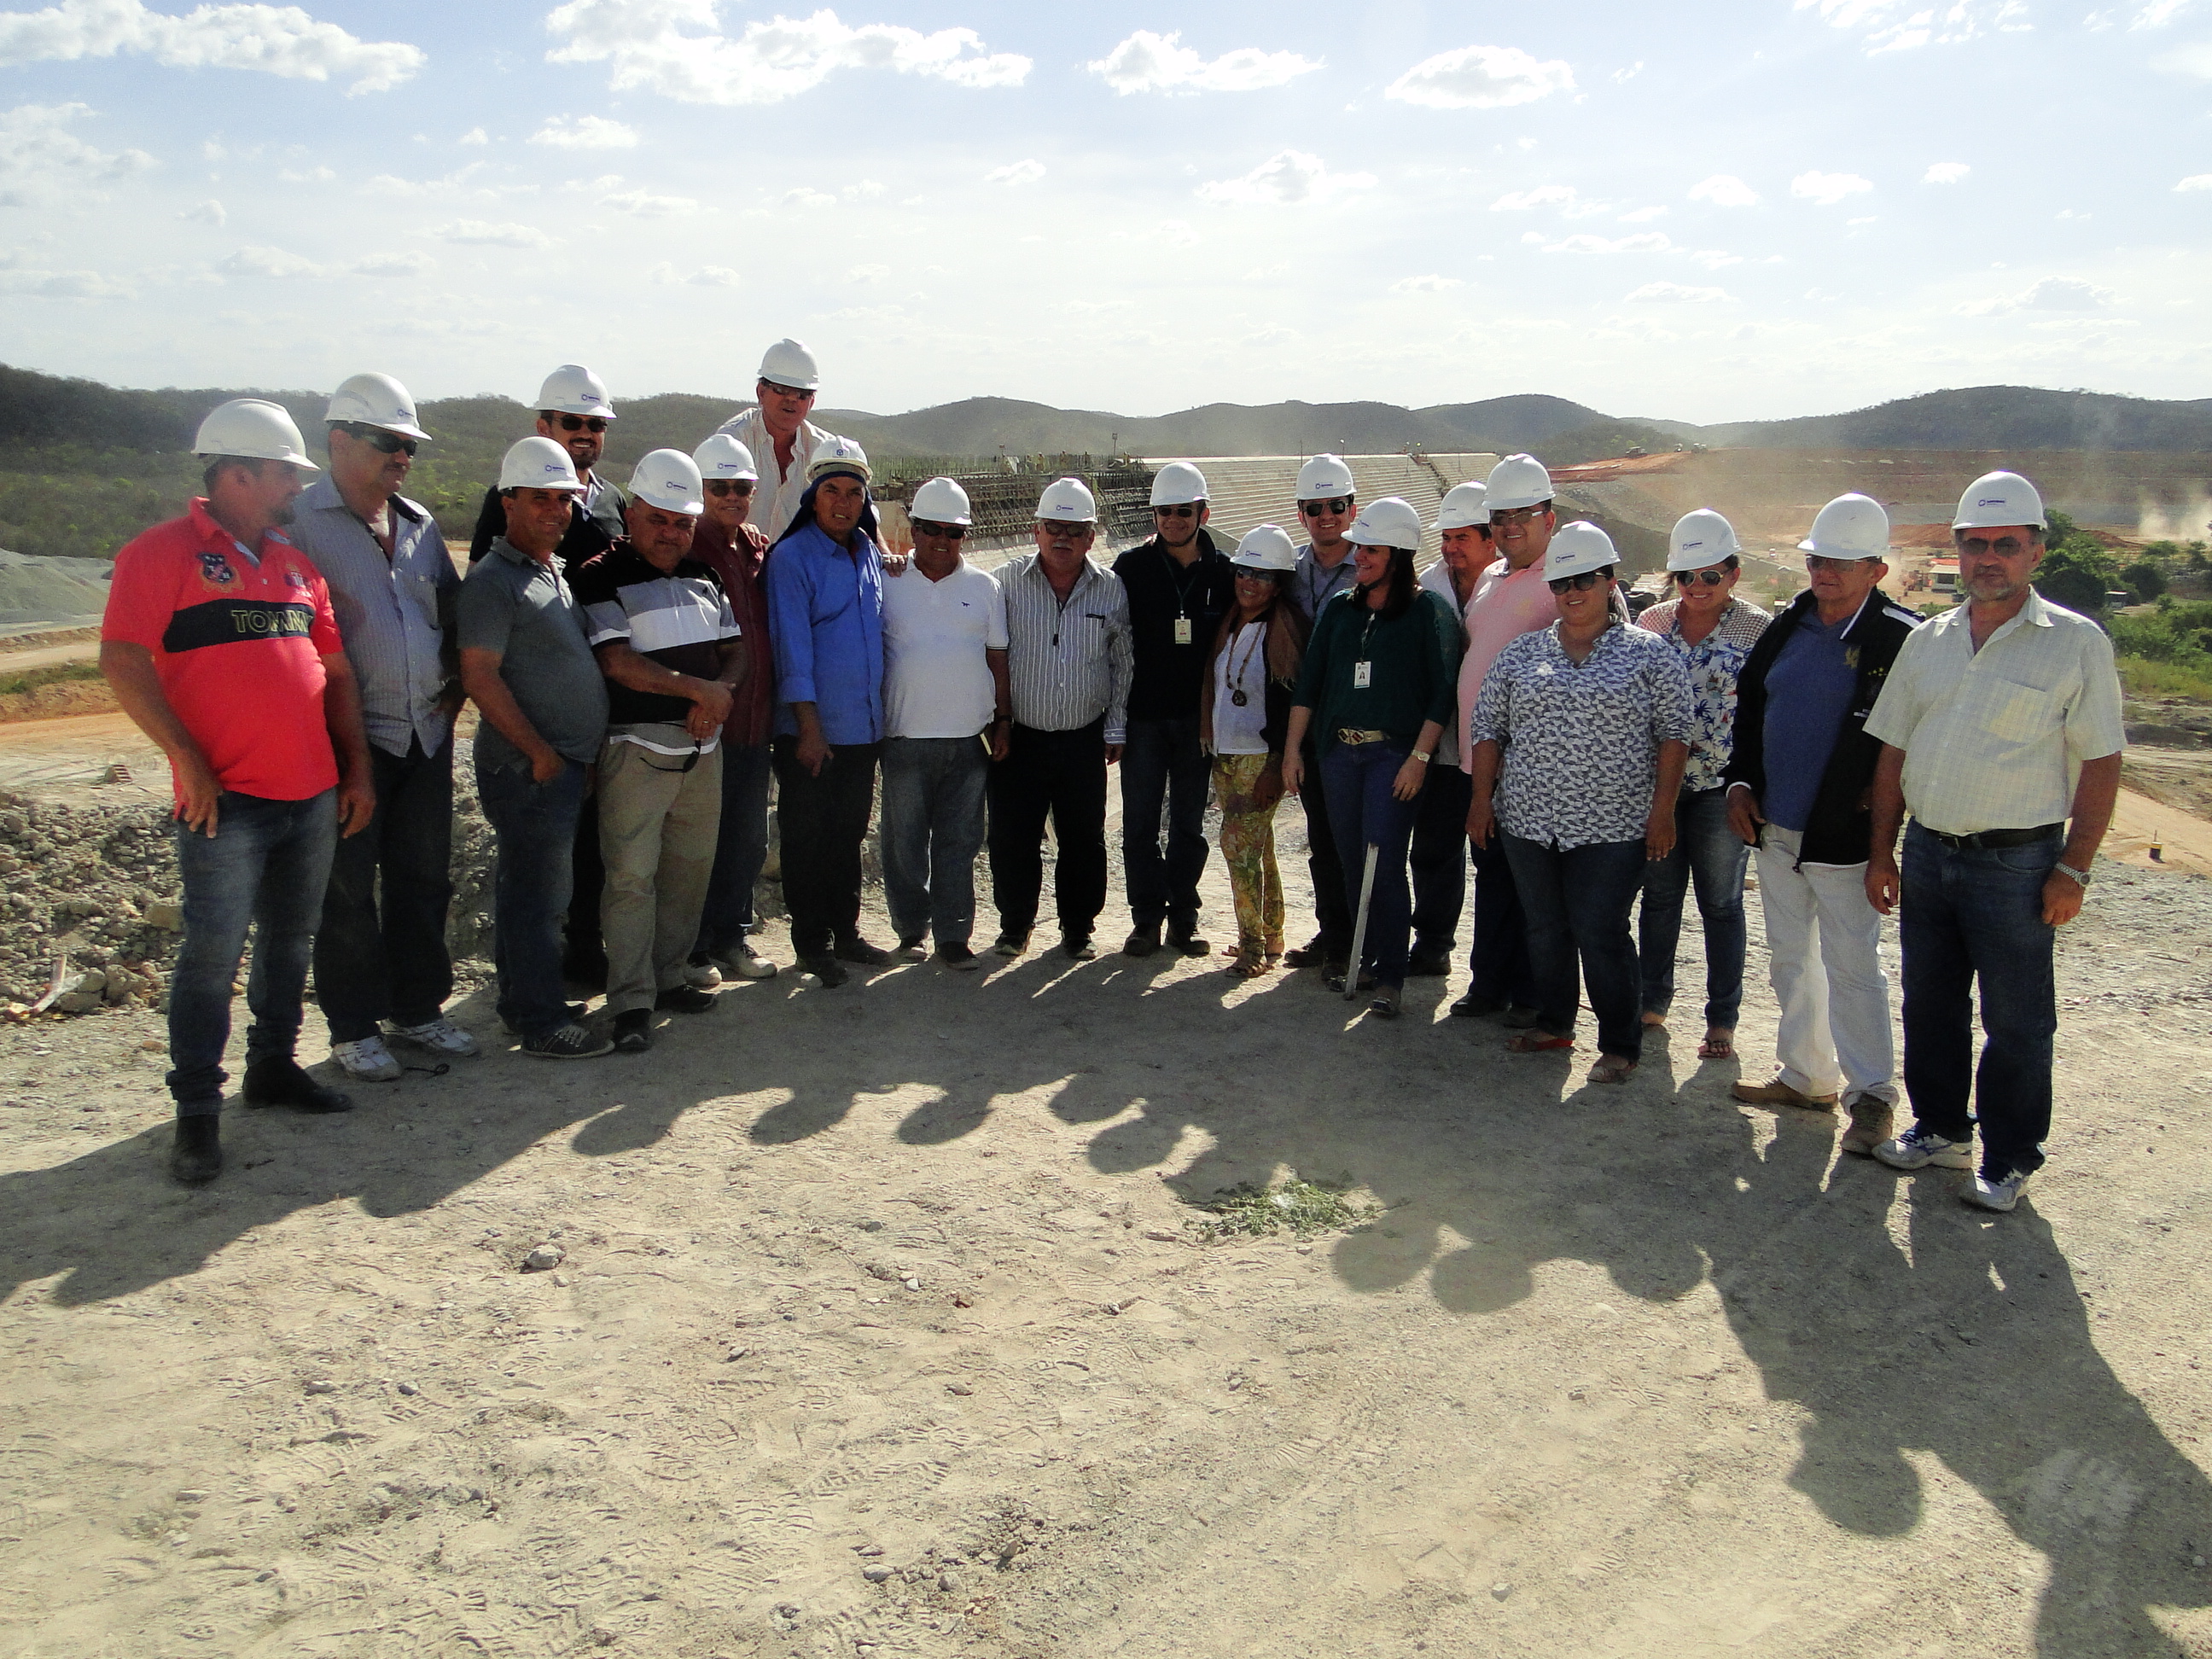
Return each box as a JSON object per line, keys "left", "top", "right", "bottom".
{"left": 1213, "top": 754, "right": 1284, "bottom": 958}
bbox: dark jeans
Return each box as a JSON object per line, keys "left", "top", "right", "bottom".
{"left": 1299, "top": 738, "right": 1350, "bottom": 952}
{"left": 1637, "top": 785, "right": 1749, "bottom": 1029}
{"left": 167, "top": 789, "right": 338, "bottom": 1113}
{"left": 1899, "top": 820, "right": 2059, "bottom": 1179}
{"left": 1503, "top": 834, "right": 1648, "bottom": 1062}
{"left": 695, "top": 741, "right": 773, "bottom": 958}
{"left": 1319, "top": 741, "right": 1424, "bottom": 989}
{"left": 881, "top": 734, "right": 989, "bottom": 945}
{"left": 478, "top": 756, "right": 588, "bottom": 1039}
{"left": 1469, "top": 833, "right": 1537, "bottom": 1007}
{"left": 1121, "top": 715, "right": 1211, "bottom": 930}
{"left": 988, "top": 718, "right": 1108, "bottom": 940}
{"left": 563, "top": 800, "right": 605, "bottom": 975}
{"left": 771, "top": 736, "right": 882, "bottom": 958}
{"left": 1410, "top": 760, "right": 1472, "bottom": 955}
{"left": 315, "top": 736, "right": 455, "bottom": 1042}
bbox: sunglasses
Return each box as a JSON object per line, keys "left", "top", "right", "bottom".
{"left": 1154, "top": 504, "right": 1197, "bottom": 520}
{"left": 1547, "top": 570, "right": 1607, "bottom": 594}
{"left": 337, "top": 422, "right": 416, "bottom": 457}
{"left": 1299, "top": 497, "right": 1353, "bottom": 516}
{"left": 1674, "top": 568, "right": 1732, "bottom": 587}
{"left": 554, "top": 415, "right": 608, "bottom": 434}
{"left": 1039, "top": 521, "right": 1092, "bottom": 539}
{"left": 1804, "top": 554, "right": 1871, "bottom": 573}
{"left": 913, "top": 520, "right": 969, "bottom": 540}
{"left": 704, "top": 480, "right": 754, "bottom": 498}
{"left": 761, "top": 381, "right": 816, "bottom": 399}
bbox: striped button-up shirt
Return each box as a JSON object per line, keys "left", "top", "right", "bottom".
{"left": 288, "top": 475, "right": 457, "bottom": 758}
{"left": 999, "top": 552, "right": 1132, "bottom": 742}
{"left": 713, "top": 407, "right": 834, "bottom": 544}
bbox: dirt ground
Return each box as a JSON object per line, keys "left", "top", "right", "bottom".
{"left": 3, "top": 783, "right": 2211, "bottom": 1658}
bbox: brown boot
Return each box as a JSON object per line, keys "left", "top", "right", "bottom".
{"left": 1730, "top": 1075, "right": 1840, "bottom": 1110}
{"left": 1839, "top": 1095, "right": 1896, "bottom": 1155}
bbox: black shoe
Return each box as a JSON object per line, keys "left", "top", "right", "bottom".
{"left": 1284, "top": 935, "right": 1336, "bottom": 968}
{"left": 991, "top": 930, "right": 1029, "bottom": 958}
{"left": 799, "top": 955, "right": 851, "bottom": 987}
{"left": 1122, "top": 923, "right": 1161, "bottom": 958}
{"left": 170, "top": 1115, "right": 222, "bottom": 1185}
{"left": 504, "top": 1001, "right": 586, "bottom": 1036}
{"left": 896, "top": 934, "right": 929, "bottom": 962}
{"left": 1167, "top": 924, "right": 1212, "bottom": 958}
{"left": 520, "top": 1022, "right": 614, "bottom": 1059}
{"left": 1063, "top": 934, "right": 1098, "bottom": 960}
{"left": 1503, "top": 1004, "right": 1543, "bottom": 1028}
{"left": 1406, "top": 947, "right": 1452, "bottom": 978}
{"left": 1450, "top": 992, "right": 1505, "bottom": 1018}
{"left": 242, "top": 1056, "right": 352, "bottom": 1114}
{"left": 1368, "top": 986, "right": 1403, "bottom": 1019}
{"left": 937, "top": 941, "right": 981, "bottom": 970}
{"left": 612, "top": 1009, "right": 652, "bottom": 1052}
{"left": 654, "top": 985, "right": 717, "bottom": 1013}
{"left": 834, "top": 935, "right": 892, "bottom": 966}
{"left": 1325, "top": 969, "right": 1378, "bottom": 995}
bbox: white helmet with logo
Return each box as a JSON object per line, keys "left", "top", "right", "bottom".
{"left": 1436, "top": 481, "right": 1490, "bottom": 531}
{"left": 1036, "top": 477, "right": 1097, "bottom": 523}
{"left": 1667, "top": 509, "right": 1739, "bottom": 572}
{"left": 911, "top": 477, "right": 974, "bottom": 527}
{"left": 1799, "top": 493, "right": 1890, "bottom": 560}
{"left": 1952, "top": 469, "right": 2046, "bottom": 531}
{"left": 693, "top": 434, "right": 758, "bottom": 482}
{"left": 1543, "top": 521, "right": 1619, "bottom": 581}
{"left": 1346, "top": 497, "right": 1424, "bottom": 552}
{"left": 194, "top": 399, "right": 318, "bottom": 468}
{"left": 325, "top": 372, "right": 430, "bottom": 442}
{"left": 759, "top": 338, "right": 821, "bottom": 392}
{"left": 806, "top": 436, "right": 870, "bottom": 484}
{"left": 533, "top": 364, "right": 615, "bottom": 419}
{"left": 1150, "top": 461, "right": 1209, "bottom": 507}
{"left": 498, "top": 434, "right": 585, "bottom": 492}
{"left": 1231, "top": 524, "right": 1299, "bottom": 571}
{"left": 1484, "top": 452, "right": 1553, "bottom": 513}
{"left": 629, "top": 449, "right": 704, "bottom": 515}
{"left": 1295, "top": 453, "right": 1356, "bottom": 499}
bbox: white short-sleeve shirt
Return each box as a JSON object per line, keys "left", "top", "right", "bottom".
{"left": 881, "top": 562, "right": 1008, "bottom": 740}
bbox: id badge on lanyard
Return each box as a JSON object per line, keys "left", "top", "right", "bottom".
{"left": 1353, "top": 661, "right": 1372, "bottom": 690}
{"left": 1173, "top": 617, "right": 1193, "bottom": 645}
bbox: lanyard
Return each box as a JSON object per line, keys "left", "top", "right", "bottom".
{"left": 1159, "top": 542, "right": 1204, "bottom": 618}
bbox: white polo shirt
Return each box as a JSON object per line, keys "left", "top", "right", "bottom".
{"left": 882, "top": 561, "right": 1008, "bottom": 740}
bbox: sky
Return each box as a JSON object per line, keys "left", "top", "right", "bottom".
{"left": 1, "top": 0, "right": 2209, "bottom": 425}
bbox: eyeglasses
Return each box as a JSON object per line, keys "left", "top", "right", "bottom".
{"left": 761, "top": 381, "right": 816, "bottom": 400}
{"left": 1547, "top": 570, "right": 1607, "bottom": 594}
{"left": 1299, "top": 498, "right": 1352, "bottom": 516}
{"left": 554, "top": 415, "right": 608, "bottom": 434}
{"left": 1491, "top": 504, "right": 1549, "bottom": 527}
{"left": 913, "top": 520, "right": 969, "bottom": 540}
{"left": 336, "top": 422, "right": 416, "bottom": 457}
{"left": 703, "top": 480, "right": 754, "bottom": 498}
{"left": 1804, "top": 555, "right": 1870, "bottom": 573}
{"left": 1154, "top": 504, "right": 1197, "bottom": 520}
{"left": 1039, "top": 521, "right": 1092, "bottom": 540}
{"left": 1958, "top": 535, "right": 2034, "bottom": 556}
{"left": 1674, "top": 568, "right": 1732, "bottom": 587}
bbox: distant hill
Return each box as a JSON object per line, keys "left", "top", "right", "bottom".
{"left": 1641, "top": 386, "right": 2212, "bottom": 452}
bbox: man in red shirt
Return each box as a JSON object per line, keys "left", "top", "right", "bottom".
{"left": 101, "top": 399, "right": 375, "bottom": 1185}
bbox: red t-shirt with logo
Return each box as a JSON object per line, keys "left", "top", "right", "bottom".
{"left": 102, "top": 498, "right": 344, "bottom": 802}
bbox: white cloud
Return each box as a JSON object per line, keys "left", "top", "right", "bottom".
{"left": 598, "top": 188, "right": 697, "bottom": 216}
{"left": 1490, "top": 183, "right": 1580, "bottom": 211}
{"left": 352, "top": 251, "right": 432, "bottom": 276}
{"left": 847, "top": 262, "right": 888, "bottom": 282}
{"left": 1386, "top": 44, "right": 1574, "bottom": 108}
{"left": 1, "top": 265, "right": 134, "bottom": 298}
{"left": 689, "top": 266, "right": 742, "bottom": 287}
{"left": 2157, "top": 39, "right": 2212, "bottom": 72}
{"left": 1795, "top": 0, "right": 2030, "bottom": 54}
{"left": 1618, "top": 205, "right": 1668, "bottom": 223}
{"left": 1790, "top": 170, "right": 1873, "bottom": 205}
{"left": 0, "top": 102, "right": 152, "bottom": 207}
{"left": 985, "top": 158, "right": 1045, "bottom": 186}
{"left": 1626, "top": 281, "right": 1735, "bottom": 302}
{"left": 458, "top": 126, "right": 487, "bottom": 146}
{"left": 1688, "top": 173, "right": 1759, "bottom": 207}
{"left": 426, "top": 218, "right": 556, "bottom": 248}
{"left": 1393, "top": 273, "right": 1464, "bottom": 292}
{"left": 1923, "top": 160, "right": 1970, "bottom": 183}
{"left": 1197, "top": 149, "right": 1377, "bottom": 206}
{"left": 1086, "top": 29, "right": 1319, "bottom": 94}
{"left": 1689, "top": 248, "right": 1743, "bottom": 269}
{"left": 2177, "top": 173, "right": 2212, "bottom": 190}
{"left": 2131, "top": 0, "right": 2189, "bottom": 25}
{"left": 530, "top": 114, "right": 637, "bottom": 150}
{"left": 1958, "top": 276, "right": 2117, "bottom": 314}
{"left": 545, "top": 2, "right": 1028, "bottom": 104}
{"left": 782, "top": 186, "right": 836, "bottom": 209}
{"left": 221, "top": 243, "right": 327, "bottom": 278}
{"left": 278, "top": 166, "right": 335, "bottom": 183}
{"left": 178, "top": 197, "right": 224, "bottom": 224}
{"left": 0, "top": 0, "right": 423, "bottom": 93}
{"left": 843, "top": 179, "right": 884, "bottom": 197}
{"left": 1612, "top": 60, "right": 1645, "bottom": 82}
{"left": 1536, "top": 231, "right": 1674, "bottom": 253}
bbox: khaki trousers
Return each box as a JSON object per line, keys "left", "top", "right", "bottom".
{"left": 597, "top": 727, "right": 724, "bottom": 1016}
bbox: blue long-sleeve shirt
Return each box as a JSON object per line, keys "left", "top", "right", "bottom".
{"left": 764, "top": 521, "right": 885, "bottom": 744}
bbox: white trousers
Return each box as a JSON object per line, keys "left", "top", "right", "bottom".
{"left": 1755, "top": 825, "right": 1898, "bottom": 1103}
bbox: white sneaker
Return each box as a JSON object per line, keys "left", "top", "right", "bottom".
{"left": 720, "top": 940, "right": 777, "bottom": 980}
{"left": 684, "top": 959, "right": 725, "bottom": 990}
{"left": 1963, "top": 1167, "right": 2031, "bottom": 1213}
{"left": 388, "top": 1016, "right": 480, "bottom": 1058}
{"left": 331, "top": 1034, "right": 403, "bottom": 1082}
{"left": 1873, "top": 1125, "right": 1974, "bottom": 1172}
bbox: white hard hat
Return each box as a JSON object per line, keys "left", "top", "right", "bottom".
{"left": 759, "top": 337, "right": 821, "bottom": 392}
{"left": 1035, "top": 477, "right": 1097, "bottom": 523}
{"left": 325, "top": 372, "right": 429, "bottom": 442}
{"left": 1799, "top": 493, "right": 1890, "bottom": 561}
{"left": 1953, "top": 469, "right": 2046, "bottom": 531}
{"left": 1484, "top": 452, "right": 1553, "bottom": 513}
{"left": 194, "top": 398, "right": 318, "bottom": 469}
{"left": 806, "top": 435, "right": 870, "bottom": 484}
{"left": 1150, "top": 462, "right": 1209, "bottom": 507}
{"left": 533, "top": 364, "right": 615, "bottom": 419}
{"left": 693, "top": 434, "right": 758, "bottom": 482}
{"left": 1346, "top": 497, "right": 1423, "bottom": 551}
{"left": 911, "top": 476, "right": 974, "bottom": 527}
{"left": 1436, "top": 481, "right": 1490, "bottom": 532}
{"left": 1667, "top": 508, "right": 1740, "bottom": 572}
{"left": 1295, "top": 453, "right": 1356, "bottom": 499}
{"left": 498, "top": 434, "right": 585, "bottom": 492}
{"left": 629, "top": 449, "right": 703, "bottom": 515}
{"left": 1231, "top": 524, "right": 1299, "bottom": 572}
{"left": 1543, "top": 521, "right": 1619, "bottom": 582}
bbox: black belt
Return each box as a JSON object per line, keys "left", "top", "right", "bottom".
{"left": 1925, "top": 823, "right": 2062, "bottom": 852}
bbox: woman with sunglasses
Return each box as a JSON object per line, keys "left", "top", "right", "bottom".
{"left": 1632, "top": 510, "right": 1772, "bottom": 1062}
{"left": 1467, "top": 522, "right": 1695, "bottom": 1083}
{"left": 1200, "top": 524, "right": 1309, "bottom": 978}
{"left": 1281, "top": 498, "right": 1464, "bottom": 1018}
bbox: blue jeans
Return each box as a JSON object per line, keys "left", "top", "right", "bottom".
{"left": 881, "top": 734, "right": 989, "bottom": 945}
{"left": 1468, "top": 833, "right": 1536, "bottom": 1007}
{"left": 1638, "top": 785, "right": 1750, "bottom": 1029}
{"left": 477, "top": 756, "right": 588, "bottom": 1039}
{"left": 1121, "top": 715, "right": 1212, "bottom": 930}
{"left": 695, "top": 741, "right": 772, "bottom": 959}
{"left": 1319, "top": 741, "right": 1423, "bottom": 988}
{"left": 1503, "top": 834, "right": 1648, "bottom": 1062}
{"left": 167, "top": 789, "right": 338, "bottom": 1113}
{"left": 314, "top": 736, "right": 454, "bottom": 1042}
{"left": 1410, "top": 760, "right": 1472, "bottom": 955}
{"left": 1900, "top": 821, "right": 2059, "bottom": 1179}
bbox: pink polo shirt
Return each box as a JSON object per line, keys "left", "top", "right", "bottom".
{"left": 1454, "top": 556, "right": 1560, "bottom": 773}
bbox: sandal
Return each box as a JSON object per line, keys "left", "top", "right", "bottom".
{"left": 1225, "top": 952, "right": 1271, "bottom": 979}
{"left": 1698, "top": 1027, "right": 1736, "bottom": 1061}
{"left": 1506, "top": 1033, "right": 1575, "bottom": 1054}
{"left": 1588, "top": 1055, "right": 1638, "bottom": 1085}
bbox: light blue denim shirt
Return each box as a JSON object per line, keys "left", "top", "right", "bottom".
{"left": 765, "top": 521, "right": 885, "bottom": 745}
{"left": 288, "top": 475, "right": 458, "bottom": 758}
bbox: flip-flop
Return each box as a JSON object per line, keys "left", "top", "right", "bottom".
{"left": 1699, "top": 1029, "right": 1736, "bottom": 1060}
{"left": 1506, "top": 1033, "right": 1575, "bottom": 1054}
{"left": 1588, "top": 1057, "right": 1638, "bottom": 1085}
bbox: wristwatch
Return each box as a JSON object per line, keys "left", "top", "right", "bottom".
{"left": 1411, "top": 750, "right": 1433, "bottom": 765}
{"left": 2056, "top": 862, "right": 2092, "bottom": 887}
